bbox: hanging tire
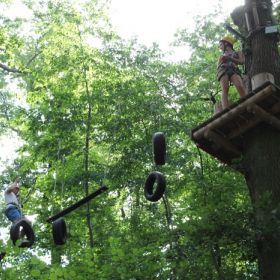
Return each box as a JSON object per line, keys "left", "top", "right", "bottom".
{"left": 10, "top": 219, "right": 35, "bottom": 248}
{"left": 0, "top": 252, "right": 6, "bottom": 261}
{"left": 153, "top": 132, "right": 166, "bottom": 165}
{"left": 52, "top": 218, "right": 67, "bottom": 245}
{"left": 144, "top": 171, "right": 166, "bottom": 202}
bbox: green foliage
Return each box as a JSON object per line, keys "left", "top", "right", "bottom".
{"left": 0, "top": 1, "right": 265, "bottom": 279}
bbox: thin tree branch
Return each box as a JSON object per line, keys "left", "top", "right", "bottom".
{"left": 0, "top": 62, "right": 22, "bottom": 73}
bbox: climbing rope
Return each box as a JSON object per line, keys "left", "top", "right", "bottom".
{"left": 51, "top": 139, "right": 68, "bottom": 245}
{"left": 53, "top": 139, "right": 65, "bottom": 212}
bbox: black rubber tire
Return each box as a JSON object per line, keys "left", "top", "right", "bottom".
{"left": 153, "top": 132, "right": 166, "bottom": 165}
{"left": 52, "top": 218, "right": 67, "bottom": 245}
{"left": 144, "top": 171, "right": 166, "bottom": 202}
{"left": 0, "top": 252, "right": 6, "bottom": 261}
{"left": 10, "top": 219, "right": 35, "bottom": 248}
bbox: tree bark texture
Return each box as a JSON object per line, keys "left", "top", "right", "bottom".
{"left": 247, "top": 31, "right": 280, "bottom": 84}
{"left": 231, "top": 1, "right": 280, "bottom": 278}
{"left": 83, "top": 62, "right": 94, "bottom": 249}
{"left": 84, "top": 100, "right": 94, "bottom": 249}
{"left": 244, "top": 125, "right": 280, "bottom": 279}
{"left": 232, "top": 0, "right": 280, "bottom": 84}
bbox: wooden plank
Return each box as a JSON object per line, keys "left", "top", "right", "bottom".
{"left": 192, "top": 85, "right": 276, "bottom": 140}
{"left": 204, "top": 130, "right": 241, "bottom": 156}
{"left": 247, "top": 104, "right": 280, "bottom": 131}
{"left": 270, "top": 93, "right": 280, "bottom": 102}
{"left": 192, "top": 81, "right": 274, "bottom": 134}
{"left": 228, "top": 101, "right": 280, "bottom": 139}
{"left": 270, "top": 100, "right": 280, "bottom": 114}
{"left": 228, "top": 117, "right": 260, "bottom": 139}
{"left": 191, "top": 84, "right": 280, "bottom": 166}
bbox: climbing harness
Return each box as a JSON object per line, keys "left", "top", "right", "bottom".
{"left": 217, "top": 51, "right": 242, "bottom": 82}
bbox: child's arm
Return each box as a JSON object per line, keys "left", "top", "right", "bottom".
{"left": 5, "top": 178, "right": 20, "bottom": 193}
{"left": 230, "top": 51, "right": 245, "bottom": 65}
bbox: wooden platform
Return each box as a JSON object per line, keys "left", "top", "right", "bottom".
{"left": 191, "top": 82, "right": 280, "bottom": 165}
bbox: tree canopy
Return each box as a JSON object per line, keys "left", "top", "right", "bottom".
{"left": 0, "top": 0, "right": 278, "bottom": 279}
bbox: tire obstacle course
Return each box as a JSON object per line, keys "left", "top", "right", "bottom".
{"left": 9, "top": 186, "right": 108, "bottom": 248}
{"left": 8, "top": 133, "right": 165, "bottom": 248}
{"left": 47, "top": 186, "right": 108, "bottom": 245}
{"left": 144, "top": 132, "right": 167, "bottom": 202}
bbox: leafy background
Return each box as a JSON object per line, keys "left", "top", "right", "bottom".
{"left": 0, "top": 0, "right": 276, "bottom": 279}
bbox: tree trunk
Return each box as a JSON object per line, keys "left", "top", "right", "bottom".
{"left": 84, "top": 97, "right": 94, "bottom": 249}
{"left": 232, "top": 0, "right": 280, "bottom": 278}
{"left": 83, "top": 59, "right": 94, "bottom": 248}
{"left": 51, "top": 246, "right": 62, "bottom": 265}
{"left": 245, "top": 23, "right": 280, "bottom": 84}
{"left": 244, "top": 124, "right": 280, "bottom": 279}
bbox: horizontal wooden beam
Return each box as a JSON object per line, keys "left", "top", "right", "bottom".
{"left": 204, "top": 130, "right": 241, "bottom": 156}
{"left": 247, "top": 104, "right": 280, "bottom": 131}
{"left": 269, "top": 100, "right": 280, "bottom": 114}
{"left": 228, "top": 117, "right": 260, "bottom": 139}
{"left": 229, "top": 101, "right": 280, "bottom": 139}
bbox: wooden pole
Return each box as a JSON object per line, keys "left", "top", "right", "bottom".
{"left": 46, "top": 186, "right": 108, "bottom": 223}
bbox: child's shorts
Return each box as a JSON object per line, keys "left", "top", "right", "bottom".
{"left": 5, "top": 205, "right": 22, "bottom": 222}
